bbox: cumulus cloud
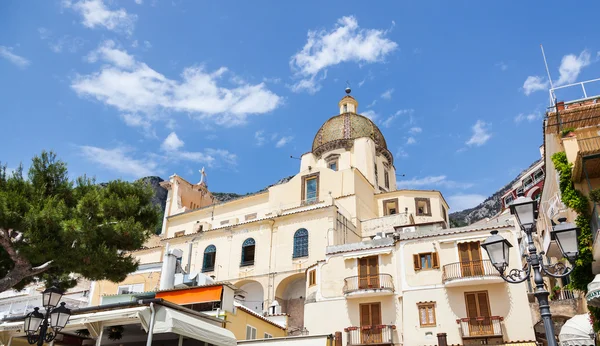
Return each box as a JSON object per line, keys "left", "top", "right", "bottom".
{"left": 396, "top": 175, "right": 473, "bottom": 189}
{"left": 275, "top": 136, "right": 294, "bottom": 148}
{"left": 79, "top": 145, "right": 157, "bottom": 178}
{"left": 290, "top": 16, "right": 397, "bottom": 93}
{"left": 161, "top": 132, "right": 185, "bottom": 151}
{"left": 160, "top": 132, "right": 237, "bottom": 167}
{"left": 71, "top": 40, "right": 282, "bottom": 128}
{"left": 522, "top": 50, "right": 591, "bottom": 95}
{"left": 63, "top": 0, "right": 137, "bottom": 35}
{"left": 466, "top": 120, "right": 491, "bottom": 147}
{"left": 515, "top": 112, "right": 542, "bottom": 123}
{"left": 0, "top": 46, "right": 30, "bottom": 69}
{"left": 522, "top": 76, "right": 549, "bottom": 96}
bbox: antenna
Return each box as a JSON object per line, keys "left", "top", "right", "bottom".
{"left": 290, "top": 155, "right": 301, "bottom": 160}
{"left": 540, "top": 44, "right": 555, "bottom": 103}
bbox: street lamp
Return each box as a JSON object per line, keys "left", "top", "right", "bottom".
{"left": 24, "top": 287, "right": 72, "bottom": 346}
{"left": 481, "top": 193, "right": 579, "bottom": 346}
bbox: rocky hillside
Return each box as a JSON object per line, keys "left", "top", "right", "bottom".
{"left": 449, "top": 159, "right": 543, "bottom": 227}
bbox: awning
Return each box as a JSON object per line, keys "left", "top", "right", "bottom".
{"left": 559, "top": 314, "right": 595, "bottom": 346}
{"left": 139, "top": 305, "right": 236, "bottom": 346}
{"left": 156, "top": 286, "right": 223, "bottom": 305}
{"left": 343, "top": 249, "right": 392, "bottom": 260}
{"left": 586, "top": 274, "right": 600, "bottom": 307}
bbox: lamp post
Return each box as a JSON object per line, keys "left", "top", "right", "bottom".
{"left": 24, "top": 287, "right": 72, "bottom": 346}
{"left": 481, "top": 193, "right": 580, "bottom": 346}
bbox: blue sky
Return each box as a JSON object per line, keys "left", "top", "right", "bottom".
{"left": 2, "top": 1, "right": 600, "bottom": 212}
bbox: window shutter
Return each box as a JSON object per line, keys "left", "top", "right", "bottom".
{"left": 477, "top": 292, "right": 491, "bottom": 317}
{"left": 359, "top": 258, "right": 368, "bottom": 278}
{"left": 432, "top": 252, "right": 439, "bottom": 269}
{"left": 246, "top": 326, "right": 251, "bottom": 340}
{"left": 360, "top": 304, "right": 371, "bottom": 327}
{"left": 413, "top": 254, "right": 421, "bottom": 270}
{"left": 368, "top": 256, "right": 379, "bottom": 275}
{"left": 465, "top": 293, "right": 478, "bottom": 318}
{"left": 371, "top": 303, "right": 381, "bottom": 325}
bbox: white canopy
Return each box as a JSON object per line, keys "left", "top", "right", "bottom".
{"left": 558, "top": 314, "right": 595, "bottom": 346}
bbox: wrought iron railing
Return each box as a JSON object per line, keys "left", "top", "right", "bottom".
{"left": 345, "top": 325, "right": 395, "bottom": 345}
{"left": 442, "top": 260, "right": 500, "bottom": 282}
{"left": 343, "top": 274, "right": 394, "bottom": 294}
{"left": 457, "top": 317, "right": 503, "bottom": 338}
{"left": 552, "top": 288, "right": 580, "bottom": 301}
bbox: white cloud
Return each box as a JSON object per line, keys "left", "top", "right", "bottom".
{"left": 514, "top": 112, "right": 542, "bottom": 123}
{"left": 120, "top": 113, "right": 153, "bottom": 132}
{"left": 86, "top": 40, "right": 135, "bottom": 68}
{"left": 255, "top": 130, "right": 266, "bottom": 146}
{"left": 143, "top": 40, "right": 152, "bottom": 49}
{"left": 71, "top": 41, "right": 282, "bottom": 127}
{"left": 63, "top": 0, "right": 137, "bottom": 35}
{"left": 382, "top": 109, "right": 414, "bottom": 128}
{"left": 275, "top": 136, "right": 294, "bottom": 148}
{"left": 396, "top": 175, "right": 473, "bottom": 189}
{"left": 447, "top": 194, "right": 487, "bottom": 211}
{"left": 366, "top": 99, "right": 377, "bottom": 108}
{"left": 522, "top": 76, "right": 549, "bottom": 96}
{"left": 134, "top": 0, "right": 142, "bottom": 4}
{"left": 496, "top": 61, "right": 508, "bottom": 71}
{"left": 39, "top": 28, "right": 85, "bottom": 53}
{"left": 161, "top": 132, "right": 185, "bottom": 151}
{"left": 381, "top": 88, "right": 394, "bottom": 100}
{"left": 79, "top": 145, "right": 157, "bottom": 177}
{"left": 409, "top": 127, "right": 422, "bottom": 134}
{"left": 522, "top": 50, "right": 591, "bottom": 95}
{"left": 290, "top": 16, "right": 397, "bottom": 93}
{"left": 395, "top": 147, "right": 408, "bottom": 158}
{"left": 362, "top": 110, "right": 378, "bottom": 121}
{"left": 406, "top": 137, "right": 416, "bottom": 145}
{"left": 0, "top": 46, "right": 30, "bottom": 69}
{"left": 466, "top": 120, "right": 491, "bottom": 147}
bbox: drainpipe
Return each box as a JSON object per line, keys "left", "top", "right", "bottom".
{"left": 145, "top": 302, "right": 157, "bottom": 346}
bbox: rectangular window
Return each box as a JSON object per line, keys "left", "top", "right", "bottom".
{"left": 383, "top": 198, "right": 398, "bottom": 216}
{"left": 358, "top": 256, "right": 379, "bottom": 289}
{"left": 465, "top": 291, "right": 491, "bottom": 332}
{"left": 504, "top": 194, "right": 514, "bottom": 207}
{"left": 245, "top": 213, "right": 257, "bottom": 221}
{"left": 415, "top": 198, "right": 431, "bottom": 216}
{"left": 534, "top": 169, "right": 544, "bottom": 182}
{"left": 417, "top": 303, "right": 436, "bottom": 327}
{"left": 117, "top": 283, "right": 144, "bottom": 295}
{"left": 301, "top": 173, "right": 320, "bottom": 204}
{"left": 264, "top": 333, "right": 273, "bottom": 339}
{"left": 246, "top": 325, "right": 257, "bottom": 340}
{"left": 384, "top": 171, "right": 390, "bottom": 189}
{"left": 413, "top": 252, "right": 439, "bottom": 270}
{"left": 523, "top": 176, "right": 534, "bottom": 189}
{"left": 458, "top": 242, "right": 483, "bottom": 277}
{"left": 328, "top": 161, "right": 338, "bottom": 171}
{"left": 442, "top": 205, "right": 447, "bottom": 223}
{"left": 308, "top": 269, "right": 316, "bottom": 286}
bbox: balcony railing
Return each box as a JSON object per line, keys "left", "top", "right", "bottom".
{"left": 343, "top": 274, "right": 394, "bottom": 294}
{"left": 552, "top": 288, "right": 581, "bottom": 301}
{"left": 457, "top": 316, "right": 503, "bottom": 338}
{"left": 344, "top": 325, "right": 395, "bottom": 345}
{"left": 442, "top": 260, "right": 501, "bottom": 283}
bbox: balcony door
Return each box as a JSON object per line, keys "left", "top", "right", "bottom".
{"left": 458, "top": 242, "right": 483, "bottom": 277}
{"left": 360, "top": 303, "right": 382, "bottom": 344}
{"left": 359, "top": 256, "right": 379, "bottom": 289}
{"left": 465, "top": 291, "right": 492, "bottom": 336}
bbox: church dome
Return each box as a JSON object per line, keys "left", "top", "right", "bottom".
{"left": 311, "top": 112, "right": 392, "bottom": 164}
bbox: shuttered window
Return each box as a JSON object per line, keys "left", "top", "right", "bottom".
{"left": 245, "top": 325, "right": 257, "bottom": 340}
{"left": 359, "top": 303, "right": 382, "bottom": 327}
{"left": 413, "top": 252, "right": 439, "bottom": 270}
{"left": 459, "top": 242, "right": 483, "bottom": 276}
{"left": 464, "top": 291, "right": 491, "bottom": 318}
{"left": 359, "top": 256, "right": 379, "bottom": 288}
{"left": 308, "top": 269, "right": 316, "bottom": 286}
{"left": 417, "top": 303, "right": 436, "bottom": 327}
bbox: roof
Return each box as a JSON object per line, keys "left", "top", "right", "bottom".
{"left": 398, "top": 217, "right": 515, "bottom": 241}
{"left": 326, "top": 237, "right": 394, "bottom": 255}
{"left": 233, "top": 302, "right": 287, "bottom": 330}
{"left": 546, "top": 101, "right": 600, "bottom": 134}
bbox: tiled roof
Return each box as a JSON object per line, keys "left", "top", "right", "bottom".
{"left": 233, "top": 302, "right": 287, "bottom": 330}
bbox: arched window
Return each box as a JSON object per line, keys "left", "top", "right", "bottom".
{"left": 293, "top": 229, "right": 309, "bottom": 258}
{"left": 202, "top": 245, "right": 216, "bottom": 272}
{"left": 241, "top": 238, "right": 256, "bottom": 266}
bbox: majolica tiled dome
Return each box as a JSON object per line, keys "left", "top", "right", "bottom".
{"left": 311, "top": 112, "right": 392, "bottom": 163}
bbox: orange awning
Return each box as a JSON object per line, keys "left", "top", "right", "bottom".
{"left": 156, "top": 286, "right": 223, "bottom": 305}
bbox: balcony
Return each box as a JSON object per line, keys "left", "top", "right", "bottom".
{"left": 457, "top": 316, "right": 503, "bottom": 339}
{"left": 344, "top": 325, "right": 395, "bottom": 345}
{"left": 442, "top": 260, "right": 504, "bottom": 287}
{"left": 343, "top": 274, "right": 394, "bottom": 298}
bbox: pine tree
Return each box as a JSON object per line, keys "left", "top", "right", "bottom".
{"left": 0, "top": 151, "right": 160, "bottom": 292}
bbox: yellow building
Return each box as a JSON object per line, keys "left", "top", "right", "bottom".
{"left": 91, "top": 90, "right": 539, "bottom": 345}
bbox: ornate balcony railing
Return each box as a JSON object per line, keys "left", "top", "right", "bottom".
{"left": 442, "top": 260, "right": 501, "bottom": 283}
{"left": 457, "top": 316, "right": 503, "bottom": 338}
{"left": 343, "top": 274, "right": 394, "bottom": 294}
{"left": 344, "top": 325, "right": 395, "bottom": 345}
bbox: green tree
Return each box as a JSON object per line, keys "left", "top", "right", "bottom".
{"left": 0, "top": 151, "right": 160, "bottom": 292}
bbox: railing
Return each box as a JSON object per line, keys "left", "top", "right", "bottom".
{"left": 343, "top": 274, "right": 394, "bottom": 294}
{"left": 345, "top": 325, "right": 395, "bottom": 345}
{"left": 457, "top": 317, "right": 503, "bottom": 338}
{"left": 552, "top": 288, "right": 580, "bottom": 301}
{"left": 442, "top": 260, "right": 501, "bottom": 282}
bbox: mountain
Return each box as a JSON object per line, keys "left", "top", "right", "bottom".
{"left": 449, "top": 159, "right": 543, "bottom": 227}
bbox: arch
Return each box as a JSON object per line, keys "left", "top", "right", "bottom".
{"left": 526, "top": 186, "right": 541, "bottom": 198}
{"left": 293, "top": 229, "right": 309, "bottom": 258}
{"left": 275, "top": 273, "right": 307, "bottom": 335}
{"left": 235, "top": 279, "right": 265, "bottom": 314}
{"left": 241, "top": 238, "right": 256, "bottom": 266}
{"left": 202, "top": 245, "right": 216, "bottom": 272}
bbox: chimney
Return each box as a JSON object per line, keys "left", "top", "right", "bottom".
{"left": 159, "top": 243, "right": 183, "bottom": 290}
{"left": 557, "top": 101, "right": 565, "bottom": 111}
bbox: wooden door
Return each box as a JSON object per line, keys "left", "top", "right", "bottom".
{"left": 459, "top": 242, "right": 482, "bottom": 277}
{"left": 359, "top": 256, "right": 379, "bottom": 289}
{"left": 360, "top": 303, "right": 382, "bottom": 344}
{"left": 464, "top": 291, "right": 492, "bottom": 336}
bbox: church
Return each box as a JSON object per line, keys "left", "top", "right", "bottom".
{"left": 86, "top": 90, "right": 537, "bottom": 346}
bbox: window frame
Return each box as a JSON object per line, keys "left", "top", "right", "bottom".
{"left": 117, "top": 283, "right": 144, "bottom": 295}
{"left": 504, "top": 194, "right": 514, "bottom": 207}
{"left": 308, "top": 269, "right": 316, "bottom": 286}
{"left": 264, "top": 333, "right": 273, "bottom": 339}
{"left": 384, "top": 170, "right": 390, "bottom": 189}
{"left": 241, "top": 238, "right": 256, "bottom": 267}
{"left": 417, "top": 302, "right": 436, "bottom": 327}
{"left": 202, "top": 245, "right": 216, "bottom": 272}
{"left": 415, "top": 198, "right": 432, "bottom": 216}
{"left": 246, "top": 325, "right": 257, "bottom": 340}
{"left": 293, "top": 228, "right": 309, "bottom": 259}
{"left": 413, "top": 252, "right": 439, "bottom": 271}
{"left": 383, "top": 198, "right": 399, "bottom": 216}
{"left": 301, "top": 173, "right": 320, "bottom": 204}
